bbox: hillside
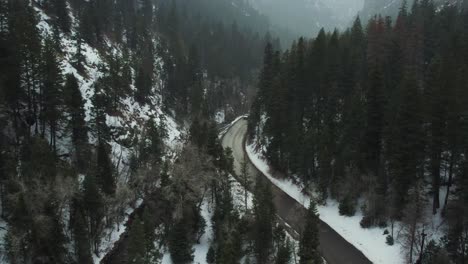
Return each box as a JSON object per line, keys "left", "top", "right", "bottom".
{"left": 359, "top": 0, "right": 466, "bottom": 19}
{"left": 0, "top": 0, "right": 184, "bottom": 262}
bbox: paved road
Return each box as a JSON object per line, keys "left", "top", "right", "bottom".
{"left": 221, "top": 118, "right": 372, "bottom": 264}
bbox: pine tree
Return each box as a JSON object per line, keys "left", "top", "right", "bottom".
{"left": 6, "top": 192, "right": 32, "bottom": 263}
{"left": 253, "top": 175, "right": 275, "bottom": 264}
{"left": 136, "top": 0, "right": 153, "bottom": 39}
{"left": 274, "top": 226, "right": 292, "bottom": 264}
{"left": 40, "top": 194, "right": 68, "bottom": 263}
{"left": 72, "top": 27, "right": 86, "bottom": 72}
{"left": 142, "top": 208, "right": 158, "bottom": 262}
{"left": 240, "top": 155, "right": 251, "bottom": 212}
{"left": 78, "top": 3, "right": 97, "bottom": 45}
{"left": 96, "top": 141, "right": 115, "bottom": 196}
{"left": 135, "top": 64, "right": 152, "bottom": 104}
{"left": 64, "top": 74, "right": 89, "bottom": 171}
{"left": 248, "top": 42, "right": 274, "bottom": 138}
{"left": 400, "top": 180, "right": 426, "bottom": 263}
{"left": 91, "top": 82, "right": 110, "bottom": 142}
{"left": 275, "top": 239, "right": 292, "bottom": 264}
{"left": 206, "top": 245, "right": 216, "bottom": 263}
{"left": 82, "top": 174, "right": 104, "bottom": 254}
{"left": 52, "top": 0, "right": 71, "bottom": 33}
{"left": 146, "top": 119, "right": 164, "bottom": 164}
{"left": 387, "top": 72, "right": 424, "bottom": 219}
{"left": 41, "top": 36, "right": 64, "bottom": 154}
{"left": 364, "top": 65, "right": 385, "bottom": 178}
{"left": 168, "top": 219, "right": 194, "bottom": 264}
{"left": 188, "top": 45, "right": 204, "bottom": 117}
{"left": 10, "top": 0, "right": 42, "bottom": 137}
{"left": 71, "top": 198, "right": 93, "bottom": 264}
{"left": 299, "top": 200, "right": 322, "bottom": 264}
{"left": 425, "top": 58, "right": 446, "bottom": 215}
{"left": 160, "top": 160, "right": 171, "bottom": 188}
{"left": 127, "top": 215, "right": 146, "bottom": 264}
{"left": 20, "top": 136, "right": 57, "bottom": 183}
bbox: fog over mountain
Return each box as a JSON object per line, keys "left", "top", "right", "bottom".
{"left": 249, "top": 0, "right": 364, "bottom": 38}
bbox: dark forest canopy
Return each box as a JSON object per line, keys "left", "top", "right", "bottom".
{"left": 2, "top": 0, "right": 468, "bottom": 263}
{"left": 249, "top": 2, "right": 468, "bottom": 262}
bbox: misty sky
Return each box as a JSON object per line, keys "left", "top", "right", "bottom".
{"left": 250, "top": 0, "right": 366, "bottom": 38}
{"left": 321, "top": 0, "right": 365, "bottom": 19}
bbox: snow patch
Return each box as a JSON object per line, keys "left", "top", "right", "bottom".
{"left": 0, "top": 218, "right": 8, "bottom": 262}
{"left": 193, "top": 200, "right": 214, "bottom": 264}
{"left": 215, "top": 110, "right": 226, "bottom": 124}
{"left": 93, "top": 198, "right": 143, "bottom": 264}
{"left": 230, "top": 174, "right": 254, "bottom": 216}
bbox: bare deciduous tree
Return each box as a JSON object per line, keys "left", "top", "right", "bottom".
{"left": 166, "top": 144, "right": 216, "bottom": 220}
{"left": 399, "top": 180, "right": 427, "bottom": 263}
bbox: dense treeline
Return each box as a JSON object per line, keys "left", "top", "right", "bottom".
{"left": 156, "top": 0, "right": 279, "bottom": 118}
{"left": 249, "top": 1, "right": 468, "bottom": 262}
{"left": 70, "top": 0, "right": 273, "bottom": 117}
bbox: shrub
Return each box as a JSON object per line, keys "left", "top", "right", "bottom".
{"left": 339, "top": 196, "right": 356, "bottom": 216}
{"left": 360, "top": 216, "right": 372, "bottom": 228}
{"left": 386, "top": 235, "right": 394, "bottom": 246}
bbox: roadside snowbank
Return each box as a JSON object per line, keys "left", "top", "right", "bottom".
{"left": 246, "top": 144, "right": 405, "bottom": 264}
{"left": 218, "top": 115, "right": 248, "bottom": 139}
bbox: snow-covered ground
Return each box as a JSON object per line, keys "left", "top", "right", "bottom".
{"left": 231, "top": 174, "right": 254, "bottom": 216}
{"left": 193, "top": 200, "right": 214, "bottom": 264}
{"left": 215, "top": 110, "right": 226, "bottom": 124}
{"left": 246, "top": 144, "right": 406, "bottom": 264}
{"left": 247, "top": 141, "right": 449, "bottom": 264}
{"left": 93, "top": 199, "right": 143, "bottom": 263}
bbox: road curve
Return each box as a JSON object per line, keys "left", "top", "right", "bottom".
{"left": 221, "top": 117, "right": 372, "bottom": 264}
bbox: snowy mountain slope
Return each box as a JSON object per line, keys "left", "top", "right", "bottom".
{"left": 35, "top": 7, "right": 182, "bottom": 157}
{"left": 0, "top": 4, "right": 184, "bottom": 263}
{"left": 360, "top": 0, "right": 465, "bottom": 19}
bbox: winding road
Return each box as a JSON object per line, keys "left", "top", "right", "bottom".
{"left": 221, "top": 117, "right": 372, "bottom": 264}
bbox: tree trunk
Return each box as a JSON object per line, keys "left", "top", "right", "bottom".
{"left": 443, "top": 152, "right": 455, "bottom": 215}
{"left": 409, "top": 223, "right": 416, "bottom": 264}
{"left": 0, "top": 183, "right": 4, "bottom": 218}
{"left": 391, "top": 221, "right": 394, "bottom": 238}
{"left": 431, "top": 149, "right": 441, "bottom": 215}
{"left": 245, "top": 186, "right": 248, "bottom": 212}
